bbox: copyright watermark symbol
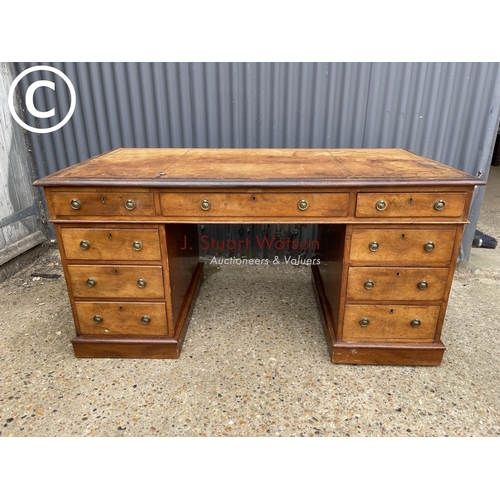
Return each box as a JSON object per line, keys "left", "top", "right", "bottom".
{"left": 8, "top": 65, "right": 76, "bottom": 134}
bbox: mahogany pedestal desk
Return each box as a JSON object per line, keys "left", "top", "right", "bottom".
{"left": 34, "top": 148, "right": 483, "bottom": 365}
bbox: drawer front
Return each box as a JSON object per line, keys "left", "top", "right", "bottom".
{"left": 349, "top": 228, "right": 457, "bottom": 266}
{"left": 68, "top": 265, "right": 164, "bottom": 299}
{"left": 355, "top": 192, "right": 467, "bottom": 218}
{"left": 52, "top": 192, "right": 155, "bottom": 217}
{"left": 343, "top": 305, "right": 440, "bottom": 342}
{"left": 60, "top": 228, "right": 161, "bottom": 261}
{"left": 346, "top": 267, "right": 449, "bottom": 302}
{"left": 160, "top": 192, "right": 349, "bottom": 218}
{"left": 75, "top": 301, "right": 168, "bottom": 336}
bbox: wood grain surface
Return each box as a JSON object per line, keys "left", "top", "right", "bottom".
{"left": 355, "top": 192, "right": 467, "bottom": 218}
{"left": 349, "top": 227, "right": 457, "bottom": 266}
{"left": 52, "top": 191, "right": 156, "bottom": 217}
{"left": 68, "top": 265, "right": 164, "bottom": 299}
{"left": 160, "top": 192, "right": 349, "bottom": 218}
{"left": 342, "top": 304, "right": 441, "bottom": 342}
{"left": 346, "top": 267, "right": 449, "bottom": 302}
{"left": 75, "top": 301, "right": 168, "bottom": 336}
{"left": 60, "top": 227, "right": 161, "bottom": 261}
{"left": 34, "top": 148, "right": 483, "bottom": 187}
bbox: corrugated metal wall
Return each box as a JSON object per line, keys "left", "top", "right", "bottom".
{"left": 12, "top": 62, "right": 500, "bottom": 260}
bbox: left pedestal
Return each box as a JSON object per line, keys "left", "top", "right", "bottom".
{"left": 54, "top": 222, "right": 202, "bottom": 359}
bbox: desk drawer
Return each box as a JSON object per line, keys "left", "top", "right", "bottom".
{"left": 160, "top": 192, "right": 349, "bottom": 218}
{"left": 343, "top": 305, "right": 440, "bottom": 342}
{"left": 60, "top": 228, "right": 161, "bottom": 261}
{"left": 355, "top": 192, "right": 467, "bottom": 218}
{"left": 68, "top": 265, "right": 164, "bottom": 299}
{"left": 75, "top": 301, "right": 168, "bottom": 336}
{"left": 349, "top": 227, "right": 457, "bottom": 266}
{"left": 52, "top": 191, "right": 155, "bottom": 218}
{"left": 346, "top": 267, "right": 449, "bottom": 302}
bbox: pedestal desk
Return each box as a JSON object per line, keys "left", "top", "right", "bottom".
{"left": 34, "top": 148, "right": 483, "bottom": 365}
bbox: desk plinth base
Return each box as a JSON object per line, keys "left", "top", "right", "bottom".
{"left": 71, "top": 262, "right": 204, "bottom": 359}
{"left": 72, "top": 337, "right": 182, "bottom": 359}
{"left": 330, "top": 341, "right": 445, "bottom": 366}
{"left": 311, "top": 265, "right": 445, "bottom": 366}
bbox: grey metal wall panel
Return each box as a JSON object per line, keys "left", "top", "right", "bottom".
{"left": 363, "top": 62, "right": 500, "bottom": 172}
{"left": 12, "top": 62, "right": 500, "bottom": 260}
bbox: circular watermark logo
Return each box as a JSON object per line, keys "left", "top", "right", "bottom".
{"left": 8, "top": 65, "right": 76, "bottom": 134}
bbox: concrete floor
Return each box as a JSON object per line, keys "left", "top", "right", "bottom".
{"left": 0, "top": 169, "right": 499, "bottom": 438}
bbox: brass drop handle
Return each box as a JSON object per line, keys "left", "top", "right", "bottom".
{"left": 434, "top": 199, "right": 446, "bottom": 211}
{"left": 93, "top": 315, "right": 103, "bottom": 324}
{"left": 141, "top": 315, "right": 151, "bottom": 325}
{"left": 201, "top": 199, "right": 211, "bottom": 211}
{"left": 364, "top": 280, "right": 375, "bottom": 290}
{"left": 411, "top": 319, "right": 421, "bottom": 328}
{"left": 298, "top": 199, "right": 309, "bottom": 211}
{"left": 424, "top": 241, "right": 435, "bottom": 252}
{"left": 375, "top": 200, "right": 387, "bottom": 211}
{"left": 417, "top": 280, "right": 428, "bottom": 290}
{"left": 369, "top": 241, "right": 379, "bottom": 252}
{"left": 132, "top": 240, "right": 143, "bottom": 251}
{"left": 359, "top": 318, "right": 370, "bottom": 327}
{"left": 86, "top": 278, "right": 97, "bottom": 287}
{"left": 70, "top": 198, "right": 81, "bottom": 210}
{"left": 137, "top": 278, "right": 147, "bottom": 288}
{"left": 80, "top": 240, "right": 90, "bottom": 250}
{"left": 125, "top": 199, "right": 136, "bottom": 210}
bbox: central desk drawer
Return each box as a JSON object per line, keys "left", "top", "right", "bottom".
{"left": 60, "top": 228, "right": 161, "bottom": 261}
{"left": 52, "top": 191, "right": 155, "bottom": 218}
{"left": 75, "top": 301, "right": 168, "bottom": 336}
{"left": 349, "top": 227, "right": 457, "bottom": 266}
{"left": 343, "top": 305, "right": 440, "bottom": 342}
{"left": 68, "top": 265, "right": 164, "bottom": 299}
{"left": 160, "top": 192, "right": 349, "bottom": 218}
